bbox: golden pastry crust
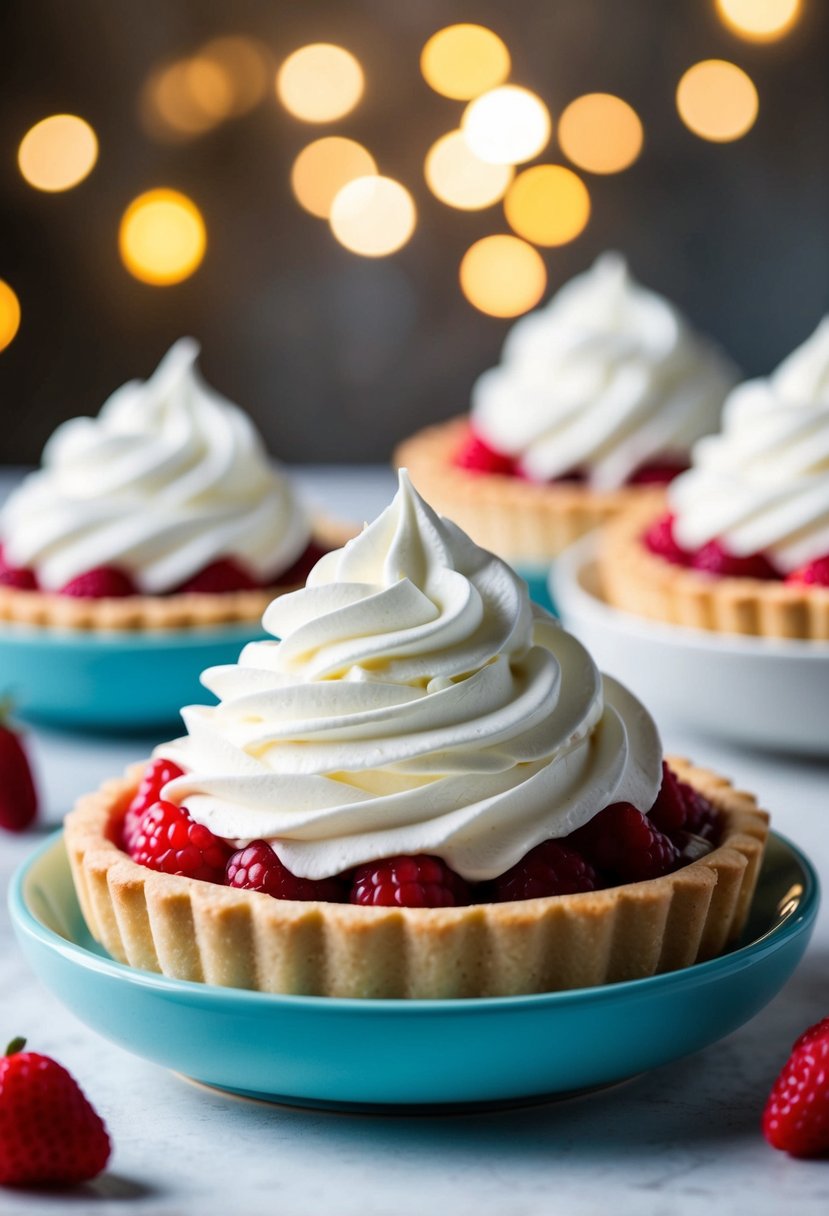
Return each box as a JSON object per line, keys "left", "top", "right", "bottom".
{"left": 64, "top": 759, "right": 769, "bottom": 1000}
{"left": 599, "top": 498, "right": 829, "bottom": 640}
{"left": 395, "top": 417, "right": 657, "bottom": 565}
{"left": 0, "top": 519, "right": 356, "bottom": 632}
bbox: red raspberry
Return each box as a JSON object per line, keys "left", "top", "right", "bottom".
{"left": 0, "top": 1037, "right": 111, "bottom": 1186}
{"left": 60, "top": 565, "right": 137, "bottom": 598}
{"left": 350, "top": 854, "right": 470, "bottom": 908}
{"left": 786, "top": 555, "right": 829, "bottom": 587}
{"left": 643, "top": 513, "right": 692, "bottom": 566}
{"left": 0, "top": 712, "right": 38, "bottom": 833}
{"left": 569, "top": 802, "right": 679, "bottom": 883}
{"left": 691, "top": 540, "right": 779, "bottom": 580}
{"left": 763, "top": 1018, "right": 829, "bottom": 1157}
{"left": 454, "top": 429, "right": 516, "bottom": 476}
{"left": 121, "top": 757, "right": 184, "bottom": 851}
{"left": 226, "top": 840, "right": 345, "bottom": 902}
{"left": 647, "top": 762, "right": 688, "bottom": 834}
{"left": 627, "top": 459, "right": 688, "bottom": 486}
{"left": 128, "top": 800, "right": 231, "bottom": 883}
{"left": 679, "top": 781, "right": 721, "bottom": 841}
{"left": 274, "top": 541, "right": 329, "bottom": 587}
{"left": 0, "top": 549, "right": 38, "bottom": 589}
{"left": 177, "top": 557, "right": 260, "bottom": 594}
{"left": 490, "top": 840, "right": 598, "bottom": 902}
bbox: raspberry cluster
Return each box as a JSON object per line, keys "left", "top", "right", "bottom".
{"left": 645, "top": 512, "right": 829, "bottom": 585}
{"left": 122, "top": 761, "right": 721, "bottom": 909}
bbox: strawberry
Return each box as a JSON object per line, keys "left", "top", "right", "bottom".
{"left": 763, "top": 1017, "right": 829, "bottom": 1157}
{"left": 453, "top": 430, "right": 516, "bottom": 476}
{"left": 0, "top": 1037, "right": 111, "bottom": 1186}
{"left": 0, "top": 708, "right": 38, "bottom": 833}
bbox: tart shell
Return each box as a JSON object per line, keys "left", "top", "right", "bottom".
{"left": 0, "top": 519, "right": 356, "bottom": 632}
{"left": 395, "top": 418, "right": 655, "bottom": 565}
{"left": 599, "top": 498, "right": 829, "bottom": 641}
{"left": 65, "top": 759, "right": 769, "bottom": 1000}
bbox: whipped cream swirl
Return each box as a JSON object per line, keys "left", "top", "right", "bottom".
{"left": 471, "top": 253, "right": 736, "bottom": 490}
{"left": 0, "top": 339, "right": 311, "bottom": 592}
{"left": 670, "top": 318, "right": 829, "bottom": 571}
{"left": 158, "top": 472, "right": 662, "bottom": 881}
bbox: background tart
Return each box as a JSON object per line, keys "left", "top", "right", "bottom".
{"left": 65, "top": 758, "right": 769, "bottom": 1000}
{"left": 599, "top": 498, "right": 829, "bottom": 641}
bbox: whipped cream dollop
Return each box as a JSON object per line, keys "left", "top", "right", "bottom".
{"left": 670, "top": 318, "right": 829, "bottom": 571}
{"left": 0, "top": 339, "right": 311, "bottom": 592}
{"left": 157, "top": 471, "right": 662, "bottom": 881}
{"left": 471, "top": 253, "right": 736, "bottom": 490}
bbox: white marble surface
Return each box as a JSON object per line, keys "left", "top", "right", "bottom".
{"left": 1, "top": 467, "right": 829, "bottom": 1215}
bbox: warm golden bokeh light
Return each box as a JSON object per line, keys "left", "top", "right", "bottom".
{"left": 141, "top": 60, "right": 231, "bottom": 138}
{"left": 460, "top": 235, "right": 547, "bottom": 317}
{"left": 329, "top": 176, "right": 416, "bottom": 257}
{"left": 462, "top": 86, "right": 552, "bottom": 165}
{"left": 716, "top": 0, "right": 801, "bottom": 41}
{"left": 276, "top": 44, "right": 364, "bottom": 123}
{"left": 18, "top": 115, "right": 98, "bottom": 192}
{"left": 0, "top": 281, "right": 21, "bottom": 352}
{"left": 420, "top": 24, "right": 511, "bottom": 100}
{"left": 558, "top": 94, "right": 644, "bottom": 174}
{"left": 119, "top": 189, "right": 207, "bottom": 285}
{"left": 292, "top": 138, "right": 377, "bottom": 219}
{"left": 425, "top": 130, "right": 513, "bottom": 210}
{"left": 676, "top": 60, "right": 759, "bottom": 142}
{"left": 201, "top": 36, "right": 271, "bottom": 115}
{"left": 504, "top": 165, "right": 590, "bottom": 246}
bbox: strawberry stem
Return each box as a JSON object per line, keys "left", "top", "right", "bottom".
{"left": 5, "top": 1037, "right": 26, "bottom": 1056}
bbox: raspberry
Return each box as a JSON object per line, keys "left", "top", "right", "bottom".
{"left": 763, "top": 1018, "right": 829, "bottom": 1157}
{"left": 0, "top": 565, "right": 38, "bottom": 590}
{"left": 274, "top": 541, "right": 329, "bottom": 587}
{"left": 128, "top": 800, "right": 231, "bottom": 883}
{"left": 627, "top": 459, "right": 688, "bottom": 486}
{"left": 489, "top": 840, "right": 598, "bottom": 902}
{"left": 60, "top": 565, "right": 137, "bottom": 598}
{"left": 786, "top": 555, "right": 829, "bottom": 587}
{"left": 569, "top": 802, "right": 679, "bottom": 883}
{"left": 226, "top": 840, "right": 346, "bottom": 902}
{"left": 643, "top": 514, "right": 692, "bottom": 566}
{"left": 679, "top": 781, "right": 721, "bottom": 841}
{"left": 648, "top": 762, "right": 688, "bottom": 834}
{"left": 177, "top": 557, "right": 260, "bottom": 594}
{"left": 691, "top": 540, "right": 779, "bottom": 580}
{"left": 0, "top": 1037, "right": 111, "bottom": 1186}
{"left": 121, "top": 758, "right": 184, "bottom": 851}
{"left": 350, "top": 854, "right": 470, "bottom": 907}
{"left": 454, "top": 430, "right": 516, "bottom": 476}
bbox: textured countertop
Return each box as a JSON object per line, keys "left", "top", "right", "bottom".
{"left": 1, "top": 466, "right": 828, "bottom": 1216}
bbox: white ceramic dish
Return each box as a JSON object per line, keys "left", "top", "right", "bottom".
{"left": 551, "top": 536, "right": 829, "bottom": 756}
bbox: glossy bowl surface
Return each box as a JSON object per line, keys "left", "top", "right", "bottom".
{"left": 9, "top": 830, "right": 818, "bottom": 1110}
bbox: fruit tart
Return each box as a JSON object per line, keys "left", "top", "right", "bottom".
{"left": 66, "top": 472, "right": 768, "bottom": 999}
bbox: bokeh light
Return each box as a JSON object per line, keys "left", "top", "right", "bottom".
{"left": 200, "top": 36, "right": 271, "bottom": 115}
{"left": 292, "top": 137, "right": 377, "bottom": 219}
{"left": 460, "top": 235, "right": 547, "bottom": 317}
{"left": 676, "top": 60, "right": 759, "bottom": 142}
{"left": 558, "top": 94, "right": 643, "bottom": 174}
{"left": 425, "top": 130, "right": 513, "bottom": 210}
{"left": 0, "top": 281, "right": 21, "bottom": 352}
{"left": 141, "top": 59, "right": 231, "bottom": 138}
{"left": 462, "top": 86, "right": 552, "bottom": 165}
{"left": 716, "top": 0, "right": 801, "bottom": 42}
{"left": 330, "top": 176, "right": 416, "bottom": 257}
{"left": 504, "top": 166, "right": 590, "bottom": 246}
{"left": 276, "top": 44, "right": 363, "bottom": 123}
{"left": 119, "top": 189, "right": 207, "bottom": 285}
{"left": 420, "top": 24, "right": 510, "bottom": 100}
{"left": 18, "top": 115, "right": 98, "bottom": 192}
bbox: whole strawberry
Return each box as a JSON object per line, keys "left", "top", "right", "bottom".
{"left": 763, "top": 1017, "right": 829, "bottom": 1157}
{"left": 0, "top": 709, "right": 38, "bottom": 833}
{"left": 0, "top": 1038, "right": 111, "bottom": 1186}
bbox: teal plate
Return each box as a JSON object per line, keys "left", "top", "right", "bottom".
{"left": 0, "top": 621, "right": 267, "bottom": 731}
{"left": 514, "top": 563, "right": 556, "bottom": 615}
{"left": 9, "top": 831, "right": 818, "bottom": 1111}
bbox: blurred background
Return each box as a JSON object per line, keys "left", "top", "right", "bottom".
{"left": 0, "top": 0, "right": 826, "bottom": 464}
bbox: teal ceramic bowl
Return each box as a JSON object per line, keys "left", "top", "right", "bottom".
{"left": 0, "top": 621, "right": 266, "bottom": 731}
{"left": 10, "top": 831, "right": 817, "bottom": 1110}
{"left": 514, "top": 563, "right": 556, "bottom": 614}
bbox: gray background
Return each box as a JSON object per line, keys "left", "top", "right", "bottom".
{"left": 1, "top": 0, "right": 827, "bottom": 464}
